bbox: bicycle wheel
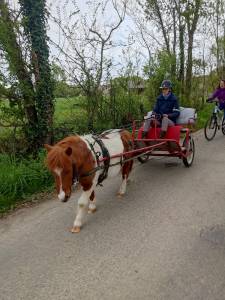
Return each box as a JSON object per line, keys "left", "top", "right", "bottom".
{"left": 204, "top": 116, "right": 217, "bottom": 141}
{"left": 222, "top": 118, "right": 225, "bottom": 135}
{"left": 182, "top": 136, "right": 195, "bottom": 167}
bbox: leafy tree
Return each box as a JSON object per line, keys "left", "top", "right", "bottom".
{"left": 0, "top": 0, "right": 54, "bottom": 153}
{"left": 143, "top": 50, "right": 178, "bottom": 105}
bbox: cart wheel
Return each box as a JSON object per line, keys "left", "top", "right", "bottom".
{"left": 222, "top": 118, "right": 225, "bottom": 135}
{"left": 182, "top": 136, "right": 195, "bottom": 167}
{"left": 135, "top": 140, "right": 150, "bottom": 164}
{"left": 204, "top": 116, "right": 217, "bottom": 141}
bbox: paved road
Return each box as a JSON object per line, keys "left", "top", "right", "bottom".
{"left": 1, "top": 131, "right": 225, "bottom": 300}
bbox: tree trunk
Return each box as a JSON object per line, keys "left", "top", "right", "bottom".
{"left": 178, "top": 23, "right": 185, "bottom": 99}
{"left": 0, "top": 1, "right": 40, "bottom": 152}
{"left": 171, "top": 7, "right": 177, "bottom": 76}
{"left": 19, "top": 0, "right": 54, "bottom": 145}
{"left": 185, "top": 33, "right": 194, "bottom": 104}
{"left": 184, "top": 0, "right": 202, "bottom": 104}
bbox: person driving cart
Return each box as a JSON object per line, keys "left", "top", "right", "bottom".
{"left": 142, "top": 80, "right": 180, "bottom": 138}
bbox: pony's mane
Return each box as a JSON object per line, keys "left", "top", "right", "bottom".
{"left": 46, "top": 146, "right": 69, "bottom": 171}
{"left": 46, "top": 136, "right": 81, "bottom": 171}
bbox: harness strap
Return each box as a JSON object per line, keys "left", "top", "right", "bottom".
{"left": 93, "top": 136, "right": 110, "bottom": 186}
{"left": 85, "top": 135, "right": 110, "bottom": 186}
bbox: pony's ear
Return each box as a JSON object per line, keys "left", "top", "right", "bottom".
{"left": 44, "top": 144, "right": 53, "bottom": 152}
{"left": 65, "top": 147, "right": 72, "bottom": 156}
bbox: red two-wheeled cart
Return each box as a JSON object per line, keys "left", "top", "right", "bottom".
{"left": 131, "top": 112, "right": 195, "bottom": 167}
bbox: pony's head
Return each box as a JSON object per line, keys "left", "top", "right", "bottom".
{"left": 45, "top": 144, "right": 74, "bottom": 202}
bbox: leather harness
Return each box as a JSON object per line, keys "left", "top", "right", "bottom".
{"left": 85, "top": 135, "right": 111, "bottom": 186}
{"left": 72, "top": 135, "right": 111, "bottom": 186}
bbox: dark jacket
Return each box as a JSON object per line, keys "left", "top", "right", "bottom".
{"left": 153, "top": 93, "right": 180, "bottom": 123}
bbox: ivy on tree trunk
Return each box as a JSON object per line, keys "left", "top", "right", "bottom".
{"left": 19, "top": 0, "right": 54, "bottom": 145}
{"left": 0, "top": 1, "right": 39, "bottom": 152}
{"left": 0, "top": 0, "right": 54, "bottom": 153}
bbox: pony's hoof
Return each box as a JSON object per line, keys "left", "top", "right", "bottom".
{"left": 70, "top": 226, "right": 81, "bottom": 233}
{"left": 88, "top": 207, "right": 97, "bottom": 214}
{"left": 117, "top": 192, "right": 124, "bottom": 198}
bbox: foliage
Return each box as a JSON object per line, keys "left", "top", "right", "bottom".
{"left": 53, "top": 96, "right": 88, "bottom": 140}
{"left": 0, "top": 0, "right": 54, "bottom": 154}
{"left": 51, "top": 63, "right": 80, "bottom": 98}
{"left": 196, "top": 103, "right": 214, "bottom": 129}
{"left": 0, "top": 151, "right": 53, "bottom": 214}
{"left": 50, "top": 1, "right": 127, "bottom": 130}
{"left": 19, "top": 0, "right": 55, "bottom": 145}
{"left": 143, "top": 50, "right": 179, "bottom": 106}
{"left": 54, "top": 90, "right": 147, "bottom": 135}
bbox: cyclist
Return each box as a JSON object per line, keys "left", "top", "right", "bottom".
{"left": 142, "top": 80, "right": 180, "bottom": 138}
{"left": 206, "top": 79, "right": 225, "bottom": 117}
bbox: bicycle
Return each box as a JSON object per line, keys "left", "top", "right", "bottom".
{"left": 204, "top": 100, "right": 225, "bottom": 141}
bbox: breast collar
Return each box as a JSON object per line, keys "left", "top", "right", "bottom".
{"left": 85, "top": 135, "right": 111, "bottom": 186}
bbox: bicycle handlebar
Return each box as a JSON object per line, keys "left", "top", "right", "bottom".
{"left": 206, "top": 98, "right": 219, "bottom": 104}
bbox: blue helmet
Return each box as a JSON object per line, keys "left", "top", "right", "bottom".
{"left": 160, "top": 80, "right": 172, "bottom": 89}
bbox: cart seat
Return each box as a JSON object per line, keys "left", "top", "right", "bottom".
{"left": 138, "top": 125, "right": 182, "bottom": 142}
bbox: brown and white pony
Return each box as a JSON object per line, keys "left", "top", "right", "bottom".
{"left": 44, "top": 130, "right": 133, "bottom": 233}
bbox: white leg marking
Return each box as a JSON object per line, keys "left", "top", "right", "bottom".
{"left": 58, "top": 188, "right": 66, "bottom": 201}
{"left": 118, "top": 175, "right": 127, "bottom": 196}
{"left": 54, "top": 168, "right": 65, "bottom": 201}
{"left": 73, "top": 188, "right": 94, "bottom": 230}
{"left": 88, "top": 197, "right": 97, "bottom": 213}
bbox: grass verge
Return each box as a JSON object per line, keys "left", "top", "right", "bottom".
{"left": 0, "top": 151, "right": 53, "bottom": 215}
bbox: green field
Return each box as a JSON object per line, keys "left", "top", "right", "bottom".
{"left": 54, "top": 96, "right": 86, "bottom": 124}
